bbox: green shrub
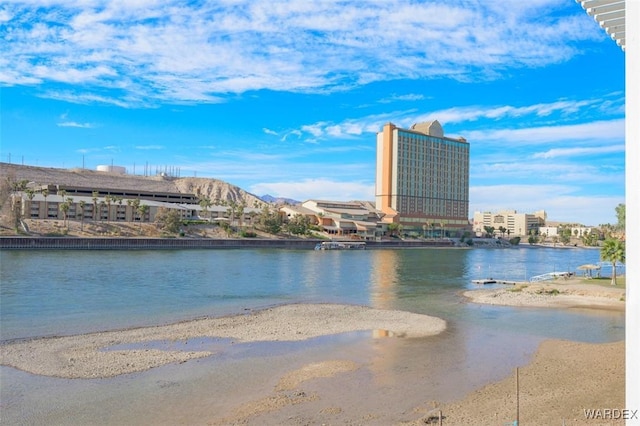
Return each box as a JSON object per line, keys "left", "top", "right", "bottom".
{"left": 536, "top": 288, "right": 560, "bottom": 296}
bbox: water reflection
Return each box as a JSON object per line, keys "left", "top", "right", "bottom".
{"left": 0, "top": 247, "right": 624, "bottom": 343}
{"left": 369, "top": 250, "right": 400, "bottom": 309}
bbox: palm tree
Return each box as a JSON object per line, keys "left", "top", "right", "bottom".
{"left": 236, "top": 202, "right": 246, "bottom": 227}
{"left": 79, "top": 200, "right": 87, "bottom": 231}
{"left": 600, "top": 239, "right": 625, "bottom": 286}
{"left": 25, "top": 189, "right": 36, "bottom": 218}
{"left": 199, "top": 197, "right": 212, "bottom": 220}
{"left": 59, "top": 201, "right": 70, "bottom": 229}
{"left": 67, "top": 197, "right": 74, "bottom": 219}
{"left": 127, "top": 199, "right": 135, "bottom": 221}
{"left": 116, "top": 197, "right": 124, "bottom": 221}
{"left": 227, "top": 200, "right": 237, "bottom": 226}
{"left": 137, "top": 202, "right": 149, "bottom": 230}
{"left": 41, "top": 188, "right": 49, "bottom": 219}
{"left": 130, "top": 199, "right": 141, "bottom": 222}
{"left": 92, "top": 191, "right": 99, "bottom": 221}
{"left": 105, "top": 195, "right": 113, "bottom": 221}
{"left": 99, "top": 200, "right": 107, "bottom": 222}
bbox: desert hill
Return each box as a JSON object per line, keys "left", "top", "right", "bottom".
{"left": 0, "top": 162, "right": 266, "bottom": 207}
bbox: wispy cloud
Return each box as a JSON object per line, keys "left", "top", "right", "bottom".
{"left": 287, "top": 97, "right": 624, "bottom": 142}
{"left": 532, "top": 144, "right": 625, "bottom": 159}
{"left": 76, "top": 146, "right": 120, "bottom": 155}
{"left": 465, "top": 119, "right": 625, "bottom": 145}
{"left": 135, "top": 145, "right": 164, "bottom": 150}
{"left": 378, "top": 93, "right": 426, "bottom": 104}
{"left": 1, "top": 1, "right": 601, "bottom": 106}
{"left": 57, "top": 121, "right": 95, "bottom": 128}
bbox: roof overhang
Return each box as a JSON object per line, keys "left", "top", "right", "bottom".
{"left": 576, "top": 0, "right": 626, "bottom": 50}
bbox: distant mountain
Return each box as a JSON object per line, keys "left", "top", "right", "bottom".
{"left": 260, "top": 194, "right": 301, "bottom": 205}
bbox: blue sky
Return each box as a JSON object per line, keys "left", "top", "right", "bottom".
{"left": 0, "top": 0, "right": 625, "bottom": 226}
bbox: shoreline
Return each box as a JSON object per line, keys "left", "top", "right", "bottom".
{"left": 0, "top": 303, "right": 446, "bottom": 379}
{"left": 0, "top": 235, "right": 455, "bottom": 250}
{"left": 208, "top": 338, "right": 625, "bottom": 425}
{"left": 0, "top": 300, "right": 625, "bottom": 424}
{"left": 405, "top": 339, "right": 625, "bottom": 425}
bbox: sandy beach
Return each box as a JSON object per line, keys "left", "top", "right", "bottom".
{"left": 403, "top": 339, "right": 625, "bottom": 425}
{"left": 463, "top": 280, "right": 626, "bottom": 311}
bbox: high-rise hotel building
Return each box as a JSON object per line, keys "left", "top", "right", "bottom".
{"left": 375, "top": 120, "right": 470, "bottom": 236}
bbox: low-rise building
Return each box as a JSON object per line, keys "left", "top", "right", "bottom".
{"left": 298, "top": 200, "right": 384, "bottom": 239}
{"left": 473, "top": 210, "right": 546, "bottom": 237}
{"left": 14, "top": 191, "right": 262, "bottom": 226}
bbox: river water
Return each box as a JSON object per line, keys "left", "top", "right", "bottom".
{"left": 0, "top": 246, "right": 625, "bottom": 424}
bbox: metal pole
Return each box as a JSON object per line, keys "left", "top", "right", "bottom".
{"left": 516, "top": 367, "right": 520, "bottom": 426}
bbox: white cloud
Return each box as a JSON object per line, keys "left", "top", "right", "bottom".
{"left": 57, "top": 121, "right": 95, "bottom": 128}
{"left": 465, "top": 119, "right": 625, "bottom": 145}
{"left": 532, "top": 144, "right": 625, "bottom": 159}
{"left": 472, "top": 158, "right": 624, "bottom": 185}
{"left": 135, "top": 145, "right": 164, "bottom": 150}
{"left": 1, "top": 1, "right": 601, "bottom": 106}
{"left": 378, "top": 93, "right": 426, "bottom": 104}
{"left": 289, "top": 97, "right": 624, "bottom": 143}
{"left": 262, "top": 128, "right": 278, "bottom": 136}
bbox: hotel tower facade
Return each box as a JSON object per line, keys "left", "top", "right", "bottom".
{"left": 375, "top": 120, "right": 470, "bottom": 237}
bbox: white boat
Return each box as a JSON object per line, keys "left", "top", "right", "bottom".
{"left": 314, "top": 241, "right": 366, "bottom": 250}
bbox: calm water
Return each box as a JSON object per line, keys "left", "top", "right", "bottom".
{"left": 0, "top": 246, "right": 624, "bottom": 342}
{"left": 0, "top": 246, "right": 625, "bottom": 424}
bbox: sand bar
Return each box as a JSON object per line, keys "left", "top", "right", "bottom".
{"left": 463, "top": 281, "right": 625, "bottom": 311}
{"left": 0, "top": 303, "right": 446, "bottom": 379}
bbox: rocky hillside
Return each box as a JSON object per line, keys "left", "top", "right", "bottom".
{"left": 0, "top": 162, "right": 266, "bottom": 207}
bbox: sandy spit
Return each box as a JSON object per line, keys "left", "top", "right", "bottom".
{"left": 463, "top": 281, "right": 625, "bottom": 311}
{"left": 0, "top": 303, "right": 446, "bottom": 379}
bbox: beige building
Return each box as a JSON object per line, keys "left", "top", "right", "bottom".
{"left": 473, "top": 210, "right": 546, "bottom": 237}
{"left": 14, "top": 189, "right": 261, "bottom": 226}
{"left": 298, "top": 200, "right": 383, "bottom": 239}
{"left": 375, "top": 120, "right": 470, "bottom": 237}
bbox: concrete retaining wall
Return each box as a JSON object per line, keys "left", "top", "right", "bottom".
{"left": 0, "top": 237, "right": 454, "bottom": 250}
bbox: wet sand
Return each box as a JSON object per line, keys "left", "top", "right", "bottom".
{"left": 0, "top": 302, "right": 625, "bottom": 425}
{"left": 0, "top": 303, "right": 446, "bottom": 378}
{"left": 404, "top": 339, "right": 625, "bottom": 425}
{"left": 463, "top": 281, "right": 625, "bottom": 311}
{"left": 204, "top": 339, "right": 624, "bottom": 425}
